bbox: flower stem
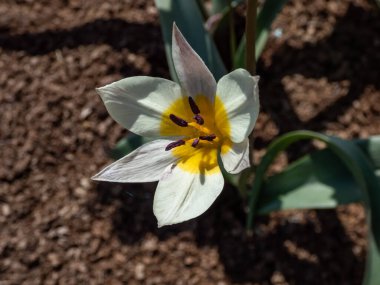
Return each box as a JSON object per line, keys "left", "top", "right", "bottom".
{"left": 245, "top": 0, "right": 257, "bottom": 75}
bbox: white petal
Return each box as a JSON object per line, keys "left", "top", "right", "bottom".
{"left": 92, "top": 140, "right": 177, "bottom": 183}
{"left": 221, "top": 139, "right": 250, "bottom": 174}
{"left": 172, "top": 24, "right": 216, "bottom": 102}
{"left": 96, "top": 76, "right": 182, "bottom": 137}
{"left": 153, "top": 166, "right": 224, "bottom": 227}
{"left": 215, "top": 69, "right": 259, "bottom": 143}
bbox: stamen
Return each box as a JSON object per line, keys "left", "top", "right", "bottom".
{"left": 165, "top": 140, "right": 185, "bottom": 151}
{"left": 199, "top": 134, "right": 216, "bottom": 141}
{"left": 193, "top": 114, "right": 204, "bottom": 125}
{"left": 188, "top": 96, "right": 200, "bottom": 114}
{"left": 191, "top": 138, "right": 200, "bottom": 148}
{"left": 169, "top": 114, "right": 188, "bottom": 127}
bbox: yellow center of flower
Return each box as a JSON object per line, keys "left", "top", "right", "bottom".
{"left": 160, "top": 95, "right": 232, "bottom": 174}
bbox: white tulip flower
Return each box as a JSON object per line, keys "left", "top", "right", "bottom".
{"left": 92, "top": 24, "right": 259, "bottom": 227}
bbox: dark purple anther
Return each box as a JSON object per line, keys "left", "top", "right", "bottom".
{"left": 193, "top": 114, "right": 204, "bottom": 125}
{"left": 191, "top": 138, "right": 200, "bottom": 148}
{"left": 165, "top": 140, "right": 185, "bottom": 151}
{"left": 199, "top": 134, "right": 216, "bottom": 141}
{"left": 188, "top": 96, "right": 200, "bottom": 114}
{"left": 169, "top": 114, "right": 188, "bottom": 127}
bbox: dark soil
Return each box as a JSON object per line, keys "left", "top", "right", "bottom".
{"left": 1, "top": 0, "right": 379, "bottom": 284}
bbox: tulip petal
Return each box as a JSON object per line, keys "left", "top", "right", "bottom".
{"left": 221, "top": 139, "right": 250, "bottom": 174}
{"left": 153, "top": 165, "right": 224, "bottom": 227}
{"left": 92, "top": 140, "right": 177, "bottom": 183}
{"left": 215, "top": 69, "right": 259, "bottom": 143}
{"left": 96, "top": 77, "right": 182, "bottom": 137}
{"left": 172, "top": 24, "right": 217, "bottom": 102}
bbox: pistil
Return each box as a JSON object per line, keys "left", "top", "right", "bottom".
{"left": 188, "top": 122, "right": 212, "bottom": 134}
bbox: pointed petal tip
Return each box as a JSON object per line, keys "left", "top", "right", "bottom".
{"left": 95, "top": 86, "right": 107, "bottom": 98}
{"left": 90, "top": 173, "right": 102, "bottom": 181}
{"left": 172, "top": 22, "right": 185, "bottom": 49}
{"left": 172, "top": 22, "right": 180, "bottom": 36}
{"left": 156, "top": 218, "right": 182, "bottom": 228}
{"left": 95, "top": 80, "right": 120, "bottom": 97}
{"left": 171, "top": 22, "right": 217, "bottom": 101}
{"left": 90, "top": 170, "right": 117, "bottom": 182}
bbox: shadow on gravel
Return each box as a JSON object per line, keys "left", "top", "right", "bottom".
{"left": 259, "top": 4, "right": 380, "bottom": 135}
{"left": 198, "top": 187, "right": 364, "bottom": 285}
{"left": 0, "top": 18, "right": 159, "bottom": 54}
{"left": 0, "top": 18, "right": 168, "bottom": 77}
{"left": 91, "top": 181, "right": 364, "bottom": 285}
{"left": 92, "top": 182, "right": 192, "bottom": 244}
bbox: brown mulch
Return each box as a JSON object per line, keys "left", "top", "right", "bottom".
{"left": 0, "top": 0, "right": 379, "bottom": 284}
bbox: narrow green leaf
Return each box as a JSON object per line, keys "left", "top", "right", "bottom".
{"left": 155, "top": 0, "right": 227, "bottom": 81}
{"left": 364, "top": 233, "right": 380, "bottom": 285}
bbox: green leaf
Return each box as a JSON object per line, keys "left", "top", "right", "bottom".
{"left": 234, "top": 0, "right": 289, "bottom": 68}
{"left": 356, "top": 136, "right": 380, "bottom": 169}
{"left": 155, "top": 0, "right": 227, "bottom": 81}
{"left": 257, "top": 148, "right": 363, "bottom": 215}
{"left": 257, "top": 136, "right": 380, "bottom": 214}
{"left": 246, "top": 131, "right": 380, "bottom": 285}
{"left": 365, "top": 233, "right": 380, "bottom": 285}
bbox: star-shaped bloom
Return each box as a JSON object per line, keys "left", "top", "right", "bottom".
{"left": 92, "top": 24, "right": 259, "bottom": 227}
